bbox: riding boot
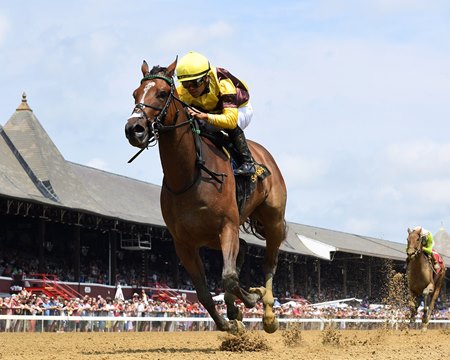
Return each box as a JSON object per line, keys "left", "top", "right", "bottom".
{"left": 228, "top": 126, "right": 255, "bottom": 176}
{"left": 430, "top": 254, "right": 440, "bottom": 271}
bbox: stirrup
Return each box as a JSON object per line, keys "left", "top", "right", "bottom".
{"left": 234, "top": 162, "right": 256, "bottom": 176}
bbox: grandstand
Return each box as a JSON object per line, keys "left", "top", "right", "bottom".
{"left": 0, "top": 93, "right": 449, "bottom": 303}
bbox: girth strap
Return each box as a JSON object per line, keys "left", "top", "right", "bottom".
{"left": 191, "top": 120, "right": 227, "bottom": 184}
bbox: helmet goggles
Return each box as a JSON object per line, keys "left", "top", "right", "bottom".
{"left": 181, "top": 75, "right": 207, "bottom": 89}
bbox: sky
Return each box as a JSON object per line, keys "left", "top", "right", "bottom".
{"left": 1, "top": 0, "right": 450, "bottom": 244}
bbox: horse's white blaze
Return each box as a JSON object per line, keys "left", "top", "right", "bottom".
{"left": 128, "top": 112, "right": 142, "bottom": 120}
{"left": 127, "top": 81, "right": 156, "bottom": 120}
{"left": 140, "top": 81, "right": 155, "bottom": 103}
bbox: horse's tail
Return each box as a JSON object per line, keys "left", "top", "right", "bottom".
{"left": 241, "top": 218, "right": 288, "bottom": 242}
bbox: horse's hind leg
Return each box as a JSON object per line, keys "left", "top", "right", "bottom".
{"left": 425, "top": 272, "right": 445, "bottom": 329}
{"left": 251, "top": 216, "right": 286, "bottom": 334}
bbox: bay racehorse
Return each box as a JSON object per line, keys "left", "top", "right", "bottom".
{"left": 406, "top": 227, "right": 445, "bottom": 329}
{"left": 125, "top": 58, "right": 287, "bottom": 333}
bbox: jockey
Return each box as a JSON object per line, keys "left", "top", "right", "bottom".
{"left": 175, "top": 51, "right": 255, "bottom": 176}
{"left": 414, "top": 226, "right": 440, "bottom": 271}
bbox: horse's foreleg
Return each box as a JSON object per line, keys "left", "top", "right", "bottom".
{"left": 221, "top": 227, "right": 259, "bottom": 310}
{"left": 224, "top": 239, "right": 248, "bottom": 321}
{"left": 422, "top": 281, "right": 434, "bottom": 327}
{"left": 176, "top": 244, "right": 230, "bottom": 332}
{"left": 408, "top": 293, "right": 418, "bottom": 325}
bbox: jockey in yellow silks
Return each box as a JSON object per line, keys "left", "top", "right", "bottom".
{"left": 176, "top": 51, "right": 255, "bottom": 176}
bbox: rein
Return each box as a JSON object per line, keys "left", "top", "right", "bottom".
{"left": 128, "top": 73, "right": 227, "bottom": 192}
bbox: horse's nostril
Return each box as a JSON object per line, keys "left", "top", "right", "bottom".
{"left": 134, "top": 124, "right": 145, "bottom": 133}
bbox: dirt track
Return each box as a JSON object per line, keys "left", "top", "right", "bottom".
{"left": 1, "top": 329, "right": 449, "bottom": 360}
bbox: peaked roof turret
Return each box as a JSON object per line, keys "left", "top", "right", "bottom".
{"left": 434, "top": 225, "right": 450, "bottom": 257}
{"left": 16, "top": 92, "right": 32, "bottom": 112}
{"left": 3, "top": 93, "right": 104, "bottom": 209}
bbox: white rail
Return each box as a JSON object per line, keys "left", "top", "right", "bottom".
{"left": 0, "top": 315, "right": 449, "bottom": 332}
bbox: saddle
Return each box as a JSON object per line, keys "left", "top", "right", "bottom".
{"left": 198, "top": 127, "right": 270, "bottom": 214}
{"left": 431, "top": 250, "right": 444, "bottom": 274}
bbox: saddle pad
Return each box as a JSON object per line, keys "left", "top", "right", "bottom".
{"left": 432, "top": 250, "right": 445, "bottom": 273}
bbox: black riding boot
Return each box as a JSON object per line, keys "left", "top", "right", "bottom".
{"left": 228, "top": 126, "right": 255, "bottom": 176}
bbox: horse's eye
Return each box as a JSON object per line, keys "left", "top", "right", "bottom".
{"left": 157, "top": 91, "right": 168, "bottom": 99}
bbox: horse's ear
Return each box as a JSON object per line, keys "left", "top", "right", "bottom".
{"left": 141, "top": 60, "right": 149, "bottom": 76}
{"left": 407, "top": 228, "right": 411, "bottom": 234}
{"left": 166, "top": 56, "right": 178, "bottom": 77}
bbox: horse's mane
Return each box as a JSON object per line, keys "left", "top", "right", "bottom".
{"left": 149, "top": 65, "right": 168, "bottom": 76}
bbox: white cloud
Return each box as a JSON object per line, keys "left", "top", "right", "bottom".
{"left": 88, "top": 31, "right": 118, "bottom": 62}
{"left": 375, "top": 186, "right": 402, "bottom": 202}
{"left": 404, "top": 180, "right": 450, "bottom": 205}
{"left": 278, "top": 154, "right": 328, "bottom": 185}
{"left": 157, "top": 21, "right": 234, "bottom": 51}
{"left": 386, "top": 142, "right": 450, "bottom": 175}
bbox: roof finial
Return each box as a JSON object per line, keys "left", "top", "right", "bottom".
{"left": 16, "top": 91, "right": 32, "bottom": 111}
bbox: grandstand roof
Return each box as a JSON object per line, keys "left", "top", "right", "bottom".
{"left": 2, "top": 93, "right": 448, "bottom": 266}
{"left": 0, "top": 93, "right": 165, "bottom": 226}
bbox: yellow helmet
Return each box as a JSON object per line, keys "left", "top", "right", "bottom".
{"left": 176, "top": 51, "right": 210, "bottom": 82}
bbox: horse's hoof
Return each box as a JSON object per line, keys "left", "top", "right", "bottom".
{"left": 249, "top": 286, "right": 266, "bottom": 298}
{"left": 228, "top": 319, "right": 245, "bottom": 335}
{"left": 227, "top": 309, "right": 244, "bottom": 322}
{"left": 263, "top": 317, "right": 279, "bottom": 334}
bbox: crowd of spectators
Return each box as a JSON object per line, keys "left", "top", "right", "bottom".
{"left": 2, "top": 247, "right": 449, "bottom": 333}
{"left": 1, "top": 287, "right": 450, "bottom": 333}
{"left": 0, "top": 249, "right": 389, "bottom": 305}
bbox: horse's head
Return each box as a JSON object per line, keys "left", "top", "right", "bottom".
{"left": 125, "top": 58, "right": 177, "bottom": 148}
{"left": 406, "top": 227, "right": 423, "bottom": 259}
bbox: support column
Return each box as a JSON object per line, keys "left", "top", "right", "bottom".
{"left": 343, "top": 260, "right": 348, "bottom": 297}
{"left": 73, "top": 225, "right": 81, "bottom": 293}
{"left": 172, "top": 251, "right": 179, "bottom": 288}
{"left": 37, "top": 218, "right": 46, "bottom": 273}
{"left": 317, "top": 261, "right": 321, "bottom": 298}
{"left": 288, "top": 261, "right": 294, "bottom": 295}
{"left": 367, "top": 261, "right": 372, "bottom": 298}
{"left": 303, "top": 259, "right": 308, "bottom": 296}
{"left": 109, "top": 231, "right": 117, "bottom": 285}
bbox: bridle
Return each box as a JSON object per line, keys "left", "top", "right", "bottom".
{"left": 128, "top": 73, "right": 194, "bottom": 162}
{"left": 128, "top": 72, "right": 227, "bottom": 190}
{"left": 133, "top": 74, "right": 192, "bottom": 140}
{"left": 407, "top": 232, "right": 423, "bottom": 260}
